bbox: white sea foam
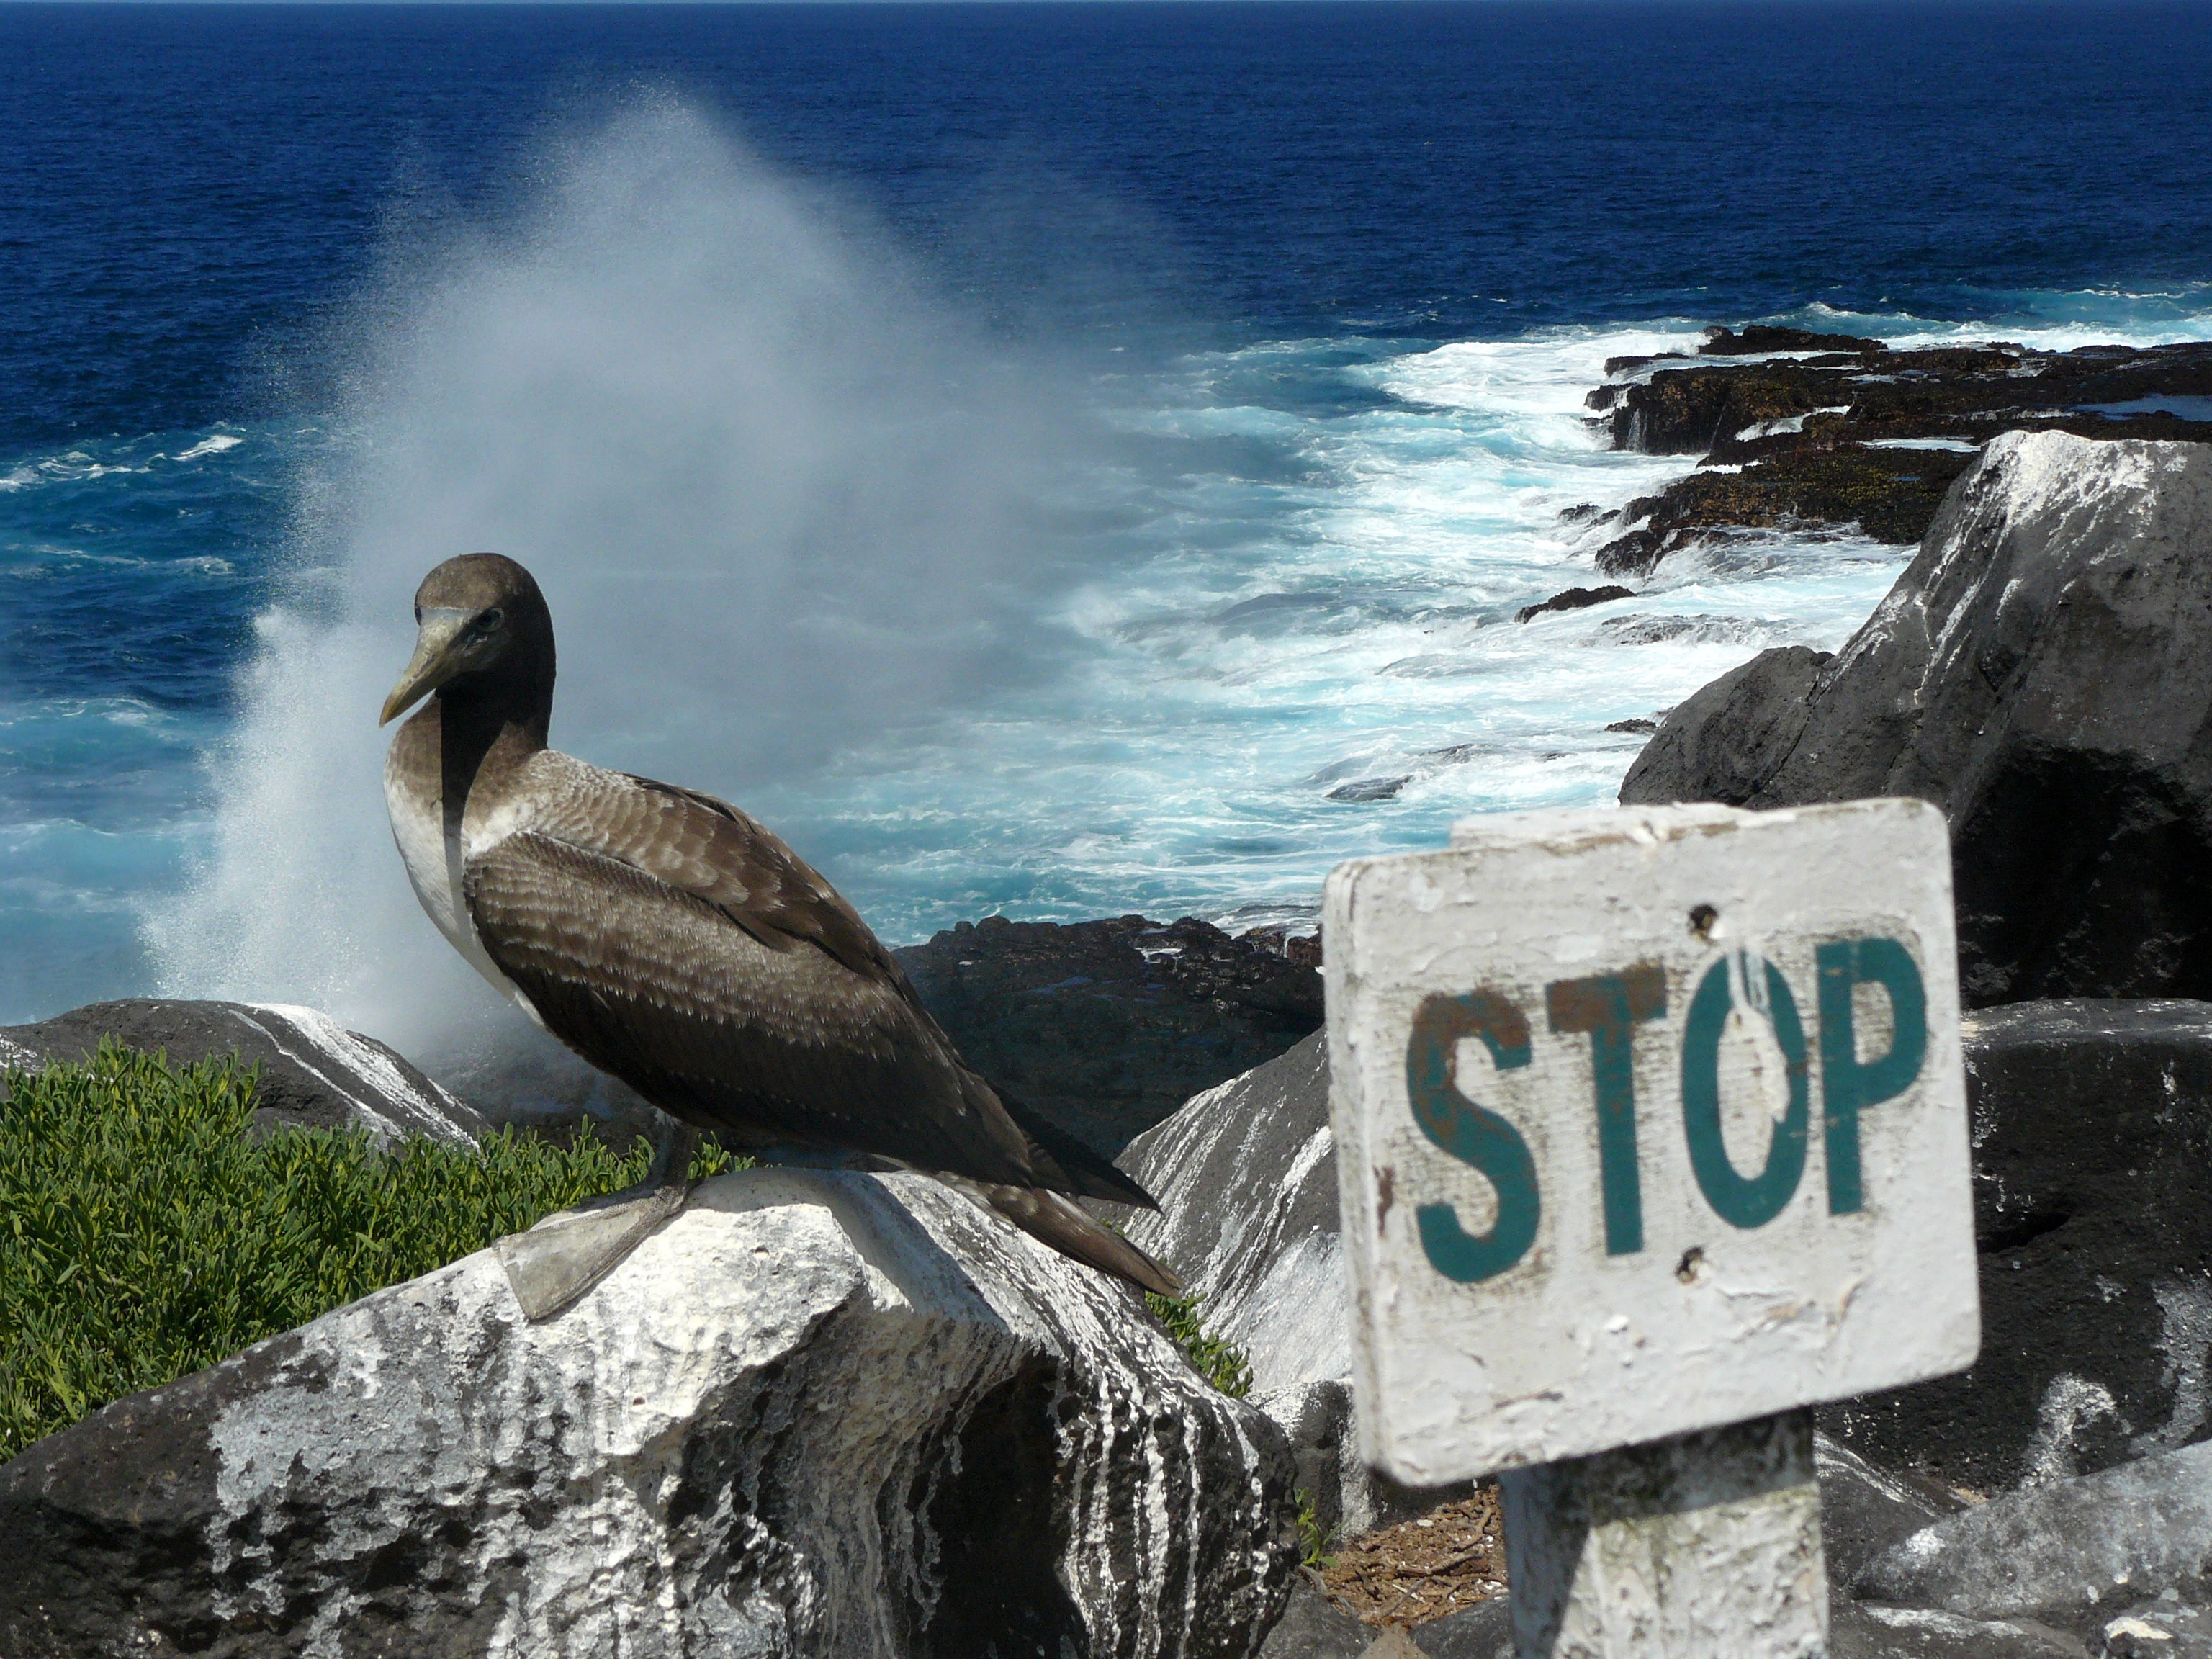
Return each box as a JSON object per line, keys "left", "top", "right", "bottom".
{"left": 1784, "top": 292, "right": 2212, "bottom": 356}
{"left": 768, "top": 325, "right": 1913, "bottom": 949}
{"left": 137, "top": 105, "right": 2212, "bottom": 1062}
{"left": 174, "top": 433, "right": 243, "bottom": 462}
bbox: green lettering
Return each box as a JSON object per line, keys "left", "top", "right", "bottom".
{"left": 1681, "top": 953, "right": 1810, "bottom": 1230}
{"left": 1546, "top": 966, "right": 1667, "bottom": 1256}
{"left": 1406, "top": 991, "right": 1539, "bottom": 1283}
{"left": 1817, "top": 937, "right": 1928, "bottom": 1215}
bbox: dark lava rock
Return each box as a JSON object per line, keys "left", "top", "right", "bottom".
{"left": 0, "top": 997, "right": 485, "bottom": 1146}
{"left": 1411, "top": 1598, "right": 1515, "bottom": 1658}
{"left": 1700, "top": 323, "right": 1889, "bottom": 357}
{"left": 893, "top": 913, "right": 1323, "bottom": 1156}
{"left": 1254, "top": 1578, "right": 1373, "bottom": 1659}
{"left": 1825, "top": 1000, "right": 2212, "bottom": 1496}
{"left": 1593, "top": 445, "right": 1977, "bottom": 575}
{"left": 1254, "top": 1584, "right": 1513, "bottom": 1659}
{"left": 1604, "top": 718, "right": 1658, "bottom": 734}
{"left": 1514, "top": 583, "right": 1635, "bottom": 623}
{"left": 1328, "top": 775, "right": 1410, "bottom": 802}
{"left": 1600, "top": 349, "right": 1689, "bottom": 377}
{"left": 1623, "top": 432, "right": 2212, "bottom": 1007}
{"left": 1624, "top": 642, "right": 1833, "bottom": 803}
{"left": 1829, "top": 1601, "right": 2090, "bottom": 1658}
{"left": 1819, "top": 1434, "right": 1971, "bottom": 1586}
{"left": 1579, "top": 337, "right": 2212, "bottom": 573}
{"left": 1595, "top": 340, "right": 2212, "bottom": 459}
{"left": 1239, "top": 923, "right": 1324, "bottom": 968}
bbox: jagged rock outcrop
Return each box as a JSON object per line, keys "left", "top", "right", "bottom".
{"left": 1120, "top": 1033, "right": 1457, "bottom": 1539}
{"left": 1856, "top": 1437, "right": 2212, "bottom": 1638}
{"left": 1591, "top": 446, "right": 1977, "bottom": 575}
{"left": 1592, "top": 337, "right": 2212, "bottom": 459}
{"left": 894, "top": 914, "right": 1323, "bottom": 1156}
{"left": 1624, "top": 432, "right": 2212, "bottom": 1006}
{"left": 1829, "top": 999, "right": 2212, "bottom": 1496}
{"left": 1513, "top": 584, "right": 1635, "bottom": 624}
{"left": 1123, "top": 1032, "right": 1341, "bottom": 1397}
{"left": 0, "top": 997, "right": 485, "bottom": 1145}
{"left": 1578, "top": 333, "right": 2212, "bottom": 575}
{"left": 0, "top": 1167, "right": 1297, "bottom": 1658}
{"left": 1697, "top": 323, "right": 1889, "bottom": 358}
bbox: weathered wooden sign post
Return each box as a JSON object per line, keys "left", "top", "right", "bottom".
{"left": 1324, "top": 799, "right": 1980, "bottom": 1656}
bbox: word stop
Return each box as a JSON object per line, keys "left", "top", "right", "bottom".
{"left": 1407, "top": 938, "right": 1926, "bottom": 1285}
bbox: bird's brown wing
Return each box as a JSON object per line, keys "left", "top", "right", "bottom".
{"left": 462, "top": 825, "right": 1041, "bottom": 1186}
{"left": 483, "top": 765, "right": 1166, "bottom": 1208}
{"left": 611, "top": 776, "right": 920, "bottom": 995}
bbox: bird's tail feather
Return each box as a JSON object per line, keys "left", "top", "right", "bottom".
{"left": 988, "top": 1085, "right": 1164, "bottom": 1211}
{"left": 951, "top": 1177, "right": 1184, "bottom": 1298}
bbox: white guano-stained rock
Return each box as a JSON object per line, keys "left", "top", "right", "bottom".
{"left": 1123, "top": 1033, "right": 1345, "bottom": 1398}
{"left": 0, "top": 1168, "right": 1298, "bottom": 1658}
{"left": 0, "top": 996, "right": 487, "bottom": 1146}
{"left": 1854, "top": 1437, "right": 2212, "bottom": 1624}
{"left": 1623, "top": 431, "right": 2212, "bottom": 1007}
{"left": 1120, "top": 1033, "right": 1466, "bottom": 1539}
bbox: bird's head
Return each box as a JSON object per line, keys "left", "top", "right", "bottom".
{"left": 380, "top": 554, "right": 555, "bottom": 727}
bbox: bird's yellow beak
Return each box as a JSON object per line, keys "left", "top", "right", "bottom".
{"left": 379, "top": 608, "right": 472, "bottom": 727}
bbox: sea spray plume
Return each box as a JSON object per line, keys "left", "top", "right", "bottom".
{"left": 147, "top": 102, "right": 1086, "bottom": 1058}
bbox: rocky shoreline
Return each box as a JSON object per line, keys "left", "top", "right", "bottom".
{"left": 19, "top": 425, "right": 2212, "bottom": 1655}
{"left": 893, "top": 912, "right": 1323, "bottom": 1156}
{"left": 1568, "top": 324, "right": 2212, "bottom": 577}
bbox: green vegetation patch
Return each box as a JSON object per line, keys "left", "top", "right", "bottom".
{"left": 0, "top": 1041, "right": 733, "bottom": 1463}
{"left": 1146, "top": 1287, "right": 1336, "bottom": 1564}
{"left": 1146, "top": 1287, "right": 1255, "bottom": 1400}
{"left": 1294, "top": 1487, "right": 1339, "bottom": 1570}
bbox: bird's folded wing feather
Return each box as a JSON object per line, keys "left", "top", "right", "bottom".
{"left": 477, "top": 765, "right": 1165, "bottom": 1208}
{"left": 606, "top": 775, "right": 917, "bottom": 990}
{"left": 462, "top": 824, "right": 1040, "bottom": 1184}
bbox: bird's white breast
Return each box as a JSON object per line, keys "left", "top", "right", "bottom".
{"left": 383, "top": 742, "right": 541, "bottom": 1020}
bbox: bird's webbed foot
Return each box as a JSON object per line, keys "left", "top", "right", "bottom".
{"left": 495, "top": 1123, "right": 701, "bottom": 1321}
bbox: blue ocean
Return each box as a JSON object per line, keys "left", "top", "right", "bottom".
{"left": 5, "top": 0, "right": 2211, "bottom": 1059}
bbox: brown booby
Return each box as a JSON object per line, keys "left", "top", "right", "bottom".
{"left": 380, "top": 553, "right": 1179, "bottom": 1318}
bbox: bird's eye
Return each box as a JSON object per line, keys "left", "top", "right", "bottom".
{"left": 474, "top": 608, "right": 505, "bottom": 637}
